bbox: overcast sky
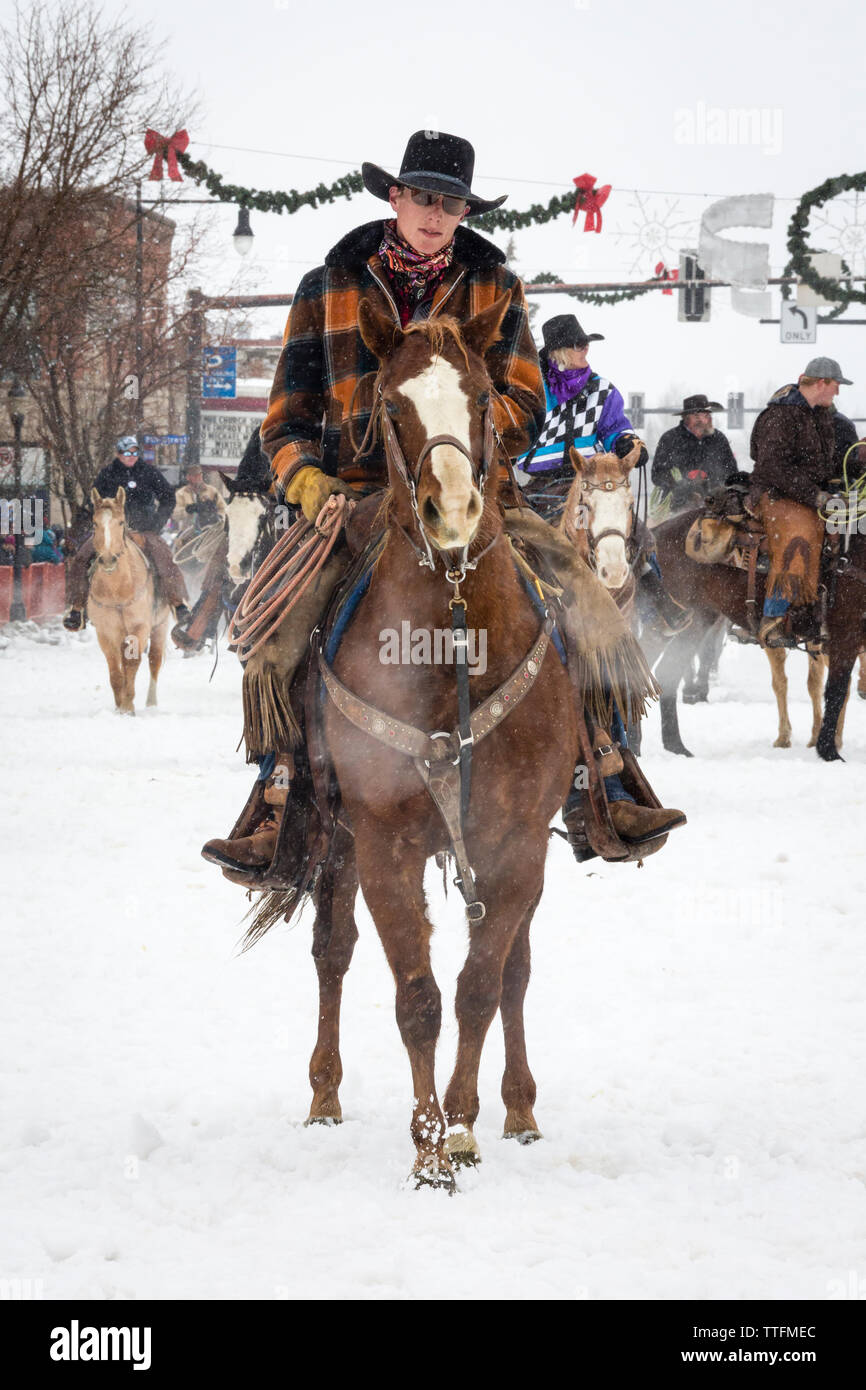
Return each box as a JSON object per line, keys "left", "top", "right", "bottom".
{"left": 7, "top": 0, "right": 866, "bottom": 427}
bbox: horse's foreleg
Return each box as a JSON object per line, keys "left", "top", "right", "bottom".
{"left": 443, "top": 841, "right": 546, "bottom": 1160}
{"left": 353, "top": 825, "right": 450, "bottom": 1188}
{"left": 499, "top": 890, "right": 542, "bottom": 1143}
{"left": 766, "top": 646, "right": 792, "bottom": 748}
{"left": 308, "top": 827, "right": 359, "bottom": 1126}
{"left": 817, "top": 663, "right": 855, "bottom": 761}
{"left": 147, "top": 615, "right": 169, "bottom": 707}
{"left": 97, "top": 631, "right": 127, "bottom": 712}
{"left": 806, "top": 653, "right": 825, "bottom": 747}
{"left": 858, "top": 651, "right": 866, "bottom": 701}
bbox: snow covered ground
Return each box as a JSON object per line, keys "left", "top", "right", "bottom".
{"left": 2, "top": 622, "right": 866, "bottom": 1301}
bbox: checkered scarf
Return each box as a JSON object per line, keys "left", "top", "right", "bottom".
{"left": 526, "top": 377, "right": 614, "bottom": 463}
{"left": 378, "top": 220, "right": 455, "bottom": 314}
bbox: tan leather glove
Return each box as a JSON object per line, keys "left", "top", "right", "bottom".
{"left": 284, "top": 466, "right": 353, "bottom": 524}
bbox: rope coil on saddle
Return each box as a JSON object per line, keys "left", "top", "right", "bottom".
{"left": 227, "top": 493, "right": 353, "bottom": 662}
{"left": 172, "top": 521, "right": 226, "bottom": 567}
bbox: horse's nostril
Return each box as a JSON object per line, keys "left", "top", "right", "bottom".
{"left": 422, "top": 496, "right": 441, "bottom": 527}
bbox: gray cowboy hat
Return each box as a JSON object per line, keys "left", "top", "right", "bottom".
{"left": 361, "top": 131, "right": 507, "bottom": 216}
{"left": 541, "top": 314, "right": 604, "bottom": 351}
{"left": 673, "top": 393, "right": 725, "bottom": 416}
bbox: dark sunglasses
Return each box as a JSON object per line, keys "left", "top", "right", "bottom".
{"left": 403, "top": 186, "right": 467, "bottom": 217}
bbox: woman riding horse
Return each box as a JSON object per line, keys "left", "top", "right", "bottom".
{"left": 200, "top": 130, "right": 685, "bottom": 878}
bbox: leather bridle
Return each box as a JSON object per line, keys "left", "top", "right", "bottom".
{"left": 365, "top": 379, "right": 498, "bottom": 573}
{"left": 574, "top": 474, "right": 638, "bottom": 570}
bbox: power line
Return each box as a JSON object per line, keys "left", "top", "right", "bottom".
{"left": 194, "top": 141, "right": 808, "bottom": 200}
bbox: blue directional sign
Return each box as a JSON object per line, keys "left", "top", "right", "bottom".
{"left": 202, "top": 346, "right": 237, "bottom": 398}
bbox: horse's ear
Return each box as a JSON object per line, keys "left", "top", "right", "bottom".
{"left": 115, "top": 486, "right": 125, "bottom": 506}
{"left": 217, "top": 469, "right": 236, "bottom": 495}
{"left": 358, "top": 299, "right": 401, "bottom": 363}
{"left": 461, "top": 290, "right": 512, "bottom": 359}
{"left": 90, "top": 487, "right": 101, "bottom": 506}
{"left": 568, "top": 446, "right": 585, "bottom": 474}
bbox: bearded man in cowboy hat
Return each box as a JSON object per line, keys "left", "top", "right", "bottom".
{"left": 201, "top": 131, "right": 684, "bottom": 877}
{"left": 749, "top": 358, "right": 852, "bottom": 647}
{"left": 651, "top": 394, "right": 737, "bottom": 501}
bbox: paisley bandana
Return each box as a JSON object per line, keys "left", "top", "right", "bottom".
{"left": 378, "top": 220, "right": 455, "bottom": 320}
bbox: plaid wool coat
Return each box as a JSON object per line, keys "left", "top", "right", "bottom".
{"left": 260, "top": 220, "right": 545, "bottom": 496}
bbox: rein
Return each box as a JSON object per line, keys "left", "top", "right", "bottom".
{"left": 318, "top": 356, "right": 546, "bottom": 918}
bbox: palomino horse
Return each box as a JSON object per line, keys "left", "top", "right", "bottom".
{"left": 257, "top": 301, "right": 580, "bottom": 1190}
{"left": 87, "top": 488, "right": 170, "bottom": 713}
{"left": 652, "top": 508, "right": 864, "bottom": 760}
{"left": 558, "top": 442, "right": 638, "bottom": 597}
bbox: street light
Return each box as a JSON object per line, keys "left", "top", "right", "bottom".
{"left": 232, "top": 205, "right": 254, "bottom": 257}
{"left": 7, "top": 380, "right": 28, "bottom": 622}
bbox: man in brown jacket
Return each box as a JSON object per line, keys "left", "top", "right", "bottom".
{"left": 202, "top": 131, "right": 684, "bottom": 876}
{"left": 750, "top": 357, "right": 851, "bottom": 646}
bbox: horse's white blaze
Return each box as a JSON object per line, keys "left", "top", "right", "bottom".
{"left": 399, "top": 358, "right": 480, "bottom": 546}
{"left": 589, "top": 486, "right": 631, "bottom": 589}
{"left": 226, "top": 496, "right": 266, "bottom": 580}
{"left": 103, "top": 516, "right": 111, "bottom": 554}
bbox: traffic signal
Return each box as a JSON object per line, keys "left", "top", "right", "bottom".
{"left": 678, "top": 250, "right": 711, "bottom": 323}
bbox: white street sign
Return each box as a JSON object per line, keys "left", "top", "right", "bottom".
{"left": 780, "top": 302, "right": 817, "bottom": 345}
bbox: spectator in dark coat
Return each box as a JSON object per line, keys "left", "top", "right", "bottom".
{"left": 652, "top": 394, "right": 737, "bottom": 498}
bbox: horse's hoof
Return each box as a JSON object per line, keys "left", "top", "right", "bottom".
{"left": 305, "top": 1115, "right": 342, "bottom": 1127}
{"left": 504, "top": 1129, "right": 542, "bottom": 1145}
{"left": 816, "top": 740, "right": 844, "bottom": 762}
{"left": 443, "top": 1126, "right": 481, "bottom": 1168}
{"left": 859, "top": 689, "right": 866, "bottom": 701}
{"left": 774, "top": 737, "right": 792, "bottom": 749}
{"left": 664, "top": 743, "right": 693, "bottom": 758}
{"left": 412, "top": 1158, "right": 456, "bottom": 1193}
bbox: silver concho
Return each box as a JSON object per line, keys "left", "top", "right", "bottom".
{"left": 526, "top": 659, "right": 538, "bottom": 676}
{"left": 372, "top": 717, "right": 386, "bottom": 734}
{"left": 491, "top": 700, "right": 503, "bottom": 718}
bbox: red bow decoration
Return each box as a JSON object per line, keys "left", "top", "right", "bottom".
{"left": 655, "top": 261, "right": 679, "bottom": 295}
{"left": 144, "top": 129, "right": 189, "bottom": 182}
{"left": 572, "top": 173, "right": 611, "bottom": 233}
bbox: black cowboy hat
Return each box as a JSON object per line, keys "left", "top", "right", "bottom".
{"left": 361, "top": 131, "right": 507, "bottom": 217}
{"left": 674, "top": 393, "right": 724, "bottom": 415}
{"left": 541, "top": 314, "right": 604, "bottom": 352}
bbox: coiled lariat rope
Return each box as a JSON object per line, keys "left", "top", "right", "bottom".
{"left": 227, "top": 493, "right": 353, "bottom": 662}
{"left": 173, "top": 521, "right": 226, "bottom": 566}
{"left": 818, "top": 443, "right": 866, "bottom": 529}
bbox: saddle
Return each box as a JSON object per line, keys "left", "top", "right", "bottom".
{"left": 684, "top": 481, "right": 768, "bottom": 572}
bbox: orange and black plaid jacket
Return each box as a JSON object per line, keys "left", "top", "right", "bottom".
{"left": 260, "top": 220, "right": 545, "bottom": 497}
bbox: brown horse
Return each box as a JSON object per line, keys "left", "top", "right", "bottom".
{"left": 88, "top": 488, "right": 170, "bottom": 713}
{"left": 257, "top": 301, "right": 581, "bottom": 1190}
{"left": 652, "top": 508, "right": 865, "bottom": 761}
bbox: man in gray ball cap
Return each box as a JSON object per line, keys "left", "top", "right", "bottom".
{"left": 749, "top": 357, "right": 853, "bottom": 647}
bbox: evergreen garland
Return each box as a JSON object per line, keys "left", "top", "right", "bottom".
{"left": 786, "top": 173, "right": 866, "bottom": 307}
{"left": 175, "top": 150, "right": 365, "bottom": 213}
{"left": 527, "top": 271, "right": 662, "bottom": 306}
